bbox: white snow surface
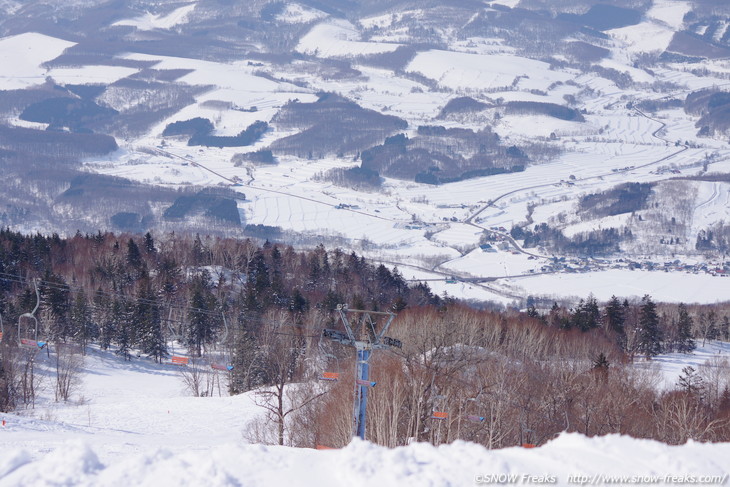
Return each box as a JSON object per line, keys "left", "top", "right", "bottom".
{"left": 647, "top": 0, "right": 692, "bottom": 30}
{"left": 637, "top": 340, "right": 730, "bottom": 390}
{"left": 1, "top": 434, "right": 728, "bottom": 486}
{"left": 0, "top": 33, "right": 75, "bottom": 90}
{"left": 501, "top": 269, "right": 730, "bottom": 304}
{"left": 608, "top": 21, "right": 676, "bottom": 56}
{"left": 113, "top": 4, "right": 197, "bottom": 31}
{"left": 406, "top": 50, "right": 571, "bottom": 91}
{"left": 47, "top": 65, "right": 140, "bottom": 85}
{"left": 297, "top": 19, "right": 401, "bottom": 57}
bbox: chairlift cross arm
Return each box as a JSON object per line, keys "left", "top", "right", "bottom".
{"left": 336, "top": 305, "right": 396, "bottom": 346}
{"left": 335, "top": 306, "right": 357, "bottom": 342}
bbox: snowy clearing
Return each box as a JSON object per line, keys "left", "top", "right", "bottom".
{"left": 0, "top": 33, "right": 75, "bottom": 90}
{"left": 637, "top": 340, "right": 730, "bottom": 390}
{"left": 406, "top": 50, "right": 571, "bottom": 92}
{"left": 297, "top": 19, "right": 401, "bottom": 58}
{"left": 112, "top": 4, "right": 197, "bottom": 31}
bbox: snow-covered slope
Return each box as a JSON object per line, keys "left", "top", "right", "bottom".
{"left": 113, "top": 4, "right": 197, "bottom": 31}
{"left": 0, "top": 346, "right": 260, "bottom": 462}
{"left": 1, "top": 343, "right": 729, "bottom": 486}
{"left": 0, "top": 33, "right": 74, "bottom": 89}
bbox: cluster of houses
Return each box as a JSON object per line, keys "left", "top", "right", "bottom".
{"left": 537, "top": 256, "right": 730, "bottom": 277}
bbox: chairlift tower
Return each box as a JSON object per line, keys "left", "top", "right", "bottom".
{"left": 322, "top": 304, "right": 402, "bottom": 440}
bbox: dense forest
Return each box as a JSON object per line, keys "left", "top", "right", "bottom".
{"left": 0, "top": 230, "right": 729, "bottom": 448}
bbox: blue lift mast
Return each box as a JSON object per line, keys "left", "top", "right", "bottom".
{"left": 322, "top": 305, "right": 401, "bottom": 440}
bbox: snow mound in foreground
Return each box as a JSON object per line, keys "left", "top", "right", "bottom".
{"left": 1, "top": 433, "right": 729, "bottom": 487}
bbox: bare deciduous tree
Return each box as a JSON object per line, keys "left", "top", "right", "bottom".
{"left": 55, "top": 344, "right": 83, "bottom": 402}
{"left": 178, "top": 357, "right": 213, "bottom": 397}
{"left": 251, "top": 313, "right": 327, "bottom": 446}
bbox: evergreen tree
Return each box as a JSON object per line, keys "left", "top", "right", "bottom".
{"left": 191, "top": 234, "right": 210, "bottom": 265}
{"left": 93, "top": 289, "right": 113, "bottom": 350}
{"left": 126, "top": 238, "right": 142, "bottom": 269}
{"left": 604, "top": 295, "right": 625, "bottom": 334}
{"left": 289, "top": 289, "right": 308, "bottom": 314}
{"left": 115, "top": 297, "right": 134, "bottom": 361}
{"left": 572, "top": 295, "right": 600, "bottom": 331}
{"left": 548, "top": 302, "right": 568, "bottom": 328}
{"left": 245, "top": 251, "right": 270, "bottom": 311}
{"left": 70, "top": 290, "right": 95, "bottom": 353}
{"left": 158, "top": 256, "right": 180, "bottom": 303}
{"left": 676, "top": 303, "right": 696, "bottom": 353}
{"left": 604, "top": 295, "right": 626, "bottom": 350}
{"left": 143, "top": 232, "right": 156, "bottom": 255}
{"left": 41, "top": 272, "right": 71, "bottom": 341}
{"left": 269, "top": 245, "right": 287, "bottom": 307}
{"left": 306, "top": 252, "right": 321, "bottom": 292}
{"left": 187, "top": 270, "right": 219, "bottom": 357}
{"left": 638, "top": 295, "right": 662, "bottom": 358}
{"left": 229, "top": 323, "right": 257, "bottom": 394}
{"left": 135, "top": 278, "right": 167, "bottom": 363}
{"left": 677, "top": 365, "right": 704, "bottom": 396}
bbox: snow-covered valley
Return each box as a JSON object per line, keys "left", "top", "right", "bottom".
{"left": 0, "top": 1, "right": 729, "bottom": 305}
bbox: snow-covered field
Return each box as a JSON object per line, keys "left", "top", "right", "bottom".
{"left": 499, "top": 269, "right": 730, "bottom": 304}
{"left": 405, "top": 50, "right": 572, "bottom": 92}
{"left": 0, "top": 33, "right": 75, "bottom": 90}
{"left": 1, "top": 345, "right": 729, "bottom": 486}
{"left": 297, "top": 19, "right": 401, "bottom": 57}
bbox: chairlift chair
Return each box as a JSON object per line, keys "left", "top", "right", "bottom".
{"left": 209, "top": 312, "right": 233, "bottom": 371}
{"left": 169, "top": 355, "right": 189, "bottom": 366}
{"left": 166, "top": 307, "right": 182, "bottom": 355}
{"left": 164, "top": 316, "right": 189, "bottom": 365}
{"left": 18, "top": 278, "right": 46, "bottom": 350}
{"left": 465, "top": 397, "right": 485, "bottom": 423}
{"left": 211, "top": 363, "right": 233, "bottom": 371}
{"left": 431, "top": 393, "right": 448, "bottom": 420}
{"left": 317, "top": 332, "right": 340, "bottom": 381}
